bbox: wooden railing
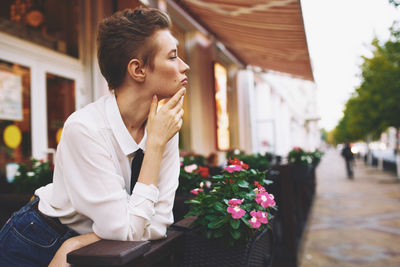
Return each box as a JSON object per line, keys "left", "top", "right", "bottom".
{"left": 67, "top": 218, "right": 192, "bottom": 267}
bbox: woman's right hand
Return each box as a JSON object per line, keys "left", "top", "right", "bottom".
{"left": 49, "top": 233, "right": 100, "bottom": 267}
{"left": 146, "top": 87, "right": 185, "bottom": 149}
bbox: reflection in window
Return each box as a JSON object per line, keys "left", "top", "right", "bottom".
{"left": 46, "top": 73, "right": 75, "bottom": 150}
{"left": 0, "top": 0, "right": 80, "bottom": 58}
{"left": 0, "top": 59, "right": 31, "bottom": 190}
{"left": 214, "top": 62, "right": 230, "bottom": 151}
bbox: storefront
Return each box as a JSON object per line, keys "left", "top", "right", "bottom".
{"left": 0, "top": 0, "right": 318, "bottom": 186}
{"left": 0, "top": 0, "right": 89, "bottom": 184}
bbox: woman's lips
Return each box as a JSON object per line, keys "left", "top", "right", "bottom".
{"left": 181, "top": 78, "right": 188, "bottom": 85}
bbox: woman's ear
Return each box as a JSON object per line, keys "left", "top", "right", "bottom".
{"left": 127, "top": 59, "right": 146, "bottom": 82}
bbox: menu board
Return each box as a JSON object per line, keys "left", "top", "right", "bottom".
{"left": 0, "top": 70, "right": 23, "bottom": 121}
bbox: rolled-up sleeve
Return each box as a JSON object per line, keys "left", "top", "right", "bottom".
{"left": 144, "top": 134, "right": 180, "bottom": 240}
{"left": 60, "top": 122, "right": 158, "bottom": 241}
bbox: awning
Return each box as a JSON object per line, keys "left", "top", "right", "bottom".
{"left": 172, "top": 0, "right": 314, "bottom": 81}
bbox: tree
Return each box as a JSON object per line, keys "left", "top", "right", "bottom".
{"left": 389, "top": 0, "right": 400, "bottom": 7}
{"left": 334, "top": 22, "right": 400, "bottom": 145}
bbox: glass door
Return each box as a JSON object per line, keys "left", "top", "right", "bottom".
{"left": 0, "top": 59, "right": 32, "bottom": 191}
{"left": 46, "top": 73, "right": 75, "bottom": 151}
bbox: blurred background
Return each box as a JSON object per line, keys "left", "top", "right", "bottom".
{"left": 0, "top": 0, "right": 399, "bottom": 266}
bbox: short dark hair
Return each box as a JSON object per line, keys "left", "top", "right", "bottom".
{"left": 97, "top": 7, "right": 171, "bottom": 89}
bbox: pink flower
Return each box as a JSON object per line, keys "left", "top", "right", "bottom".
{"left": 184, "top": 164, "right": 198, "bottom": 173}
{"left": 255, "top": 192, "right": 276, "bottom": 208}
{"left": 227, "top": 205, "right": 246, "bottom": 219}
{"left": 227, "top": 158, "right": 249, "bottom": 170}
{"left": 180, "top": 162, "right": 183, "bottom": 167}
{"left": 253, "top": 185, "right": 266, "bottom": 194}
{"left": 249, "top": 216, "right": 261, "bottom": 228}
{"left": 228, "top": 198, "right": 243, "bottom": 206}
{"left": 224, "top": 164, "right": 243, "bottom": 173}
{"left": 250, "top": 210, "right": 268, "bottom": 224}
{"left": 190, "top": 188, "right": 203, "bottom": 195}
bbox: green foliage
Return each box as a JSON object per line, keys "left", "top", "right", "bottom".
{"left": 177, "top": 164, "right": 210, "bottom": 194}
{"left": 181, "top": 154, "right": 206, "bottom": 166}
{"left": 226, "top": 151, "right": 272, "bottom": 171}
{"left": 13, "top": 159, "right": 53, "bottom": 194}
{"left": 185, "top": 161, "right": 276, "bottom": 248}
{"left": 334, "top": 21, "right": 400, "bottom": 144}
{"left": 288, "top": 147, "right": 323, "bottom": 166}
{"left": 178, "top": 154, "right": 212, "bottom": 194}
{"left": 389, "top": 0, "right": 400, "bottom": 7}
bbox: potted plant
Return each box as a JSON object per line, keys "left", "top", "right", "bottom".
{"left": 174, "top": 154, "right": 212, "bottom": 221}
{"left": 227, "top": 151, "right": 272, "bottom": 171}
{"left": 182, "top": 158, "right": 277, "bottom": 266}
{"left": 0, "top": 158, "right": 53, "bottom": 227}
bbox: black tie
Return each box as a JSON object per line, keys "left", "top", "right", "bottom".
{"left": 130, "top": 148, "right": 144, "bottom": 194}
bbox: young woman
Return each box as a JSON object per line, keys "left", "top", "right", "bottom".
{"left": 0, "top": 7, "right": 189, "bottom": 266}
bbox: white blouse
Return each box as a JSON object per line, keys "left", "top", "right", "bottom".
{"left": 35, "top": 93, "right": 180, "bottom": 241}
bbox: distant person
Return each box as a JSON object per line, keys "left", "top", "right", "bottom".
{"left": 341, "top": 143, "right": 355, "bottom": 179}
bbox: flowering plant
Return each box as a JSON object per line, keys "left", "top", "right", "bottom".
{"left": 185, "top": 158, "right": 277, "bottom": 247}
{"left": 13, "top": 158, "right": 53, "bottom": 194}
{"left": 226, "top": 151, "right": 272, "bottom": 171}
{"left": 288, "top": 147, "right": 323, "bottom": 166}
{"left": 288, "top": 147, "right": 313, "bottom": 166}
{"left": 177, "top": 162, "right": 211, "bottom": 194}
{"left": 309, "top": 149, "right": 323, "bottom": 165}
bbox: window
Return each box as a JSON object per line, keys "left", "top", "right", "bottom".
{"left": 46, "top": 73, "right": 75, "bottom": 150}
{"left": 214, "top": 62, "right": 230, "bottom": 151}
{"left": 0, "top": 59, "right": 31, "bottom": 186}
{"left": 0, "top": 0, "right": 80, "bottom": 58}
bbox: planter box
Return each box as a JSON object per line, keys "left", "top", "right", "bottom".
{"left": 181, "top": 227, "right": 274, "bottom": 267}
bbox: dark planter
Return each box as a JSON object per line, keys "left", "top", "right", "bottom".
{"left": 182, "top": 228, "right": 274, "bottom": 267}
{"left": 0, "top": 193, "right": 31, "bottom": 227}
{"left": 173, "top": 193, "right": 192, "bottom": 222}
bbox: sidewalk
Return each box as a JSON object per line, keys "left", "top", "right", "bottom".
{"left": 299, "top": 149, "right": 400, "bottom": 266}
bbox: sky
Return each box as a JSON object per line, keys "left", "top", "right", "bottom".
{"left": 300, "top": 0, "right": 400, "bottom": 131}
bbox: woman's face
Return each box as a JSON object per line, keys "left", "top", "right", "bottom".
{"left": 145, "top": 29, "right": 190, "bottom": 99}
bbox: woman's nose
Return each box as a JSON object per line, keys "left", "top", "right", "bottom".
{"left": 180, "top": 58, "right": 190, "bottom": 72}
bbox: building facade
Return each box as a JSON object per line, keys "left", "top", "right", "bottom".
{"left": 0, "top": 0, "right": 320, "bottom": 184}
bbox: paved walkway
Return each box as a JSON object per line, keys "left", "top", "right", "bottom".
{"left": 299, "top": 148, "right": 400, "bottom": 267}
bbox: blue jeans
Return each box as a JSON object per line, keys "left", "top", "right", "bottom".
{"left": 0, "top": 197, "right": 78, "bottom": 267}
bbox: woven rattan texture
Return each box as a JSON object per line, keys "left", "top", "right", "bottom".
{"left": 182, "top": 228, "right": 273, "bottom": 267}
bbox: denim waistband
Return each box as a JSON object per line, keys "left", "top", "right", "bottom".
{"left": 26, "top": 196, "right": 70, "bottom": 236}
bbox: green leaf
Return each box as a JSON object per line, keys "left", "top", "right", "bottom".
{"left": 230, "top": 229, "right": 241, "bottom": 240}
{"left": 213, "top": 228, "right": 225, "bottom": 238}
{"left": 205, "top": 215, "right": 218, "bottom": 221}
{"left": 187, "top": 199, "right": 201, "bottom": 204}
{"left": 263, "top": 179, "right": 273, "bottom": 185}
{"left": 241, "top": 217, "right": 251, "bottom": 227}
{"left": 213, "top": 202, "right": 226, "bottom": 212}
{"left": 230, "top": 219, "right": 240, "bottom": 229}
{"left": 206, "top": 230, "right": 213, "bottom": 239}
{"left": 208, "top": 217, "right": 226, "bottom": 229}
{"left": 238, "top": 180, "right": 249, "bottom": 188}
{"left": 246, "top": 192, "right": 255, "bottom": 200}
